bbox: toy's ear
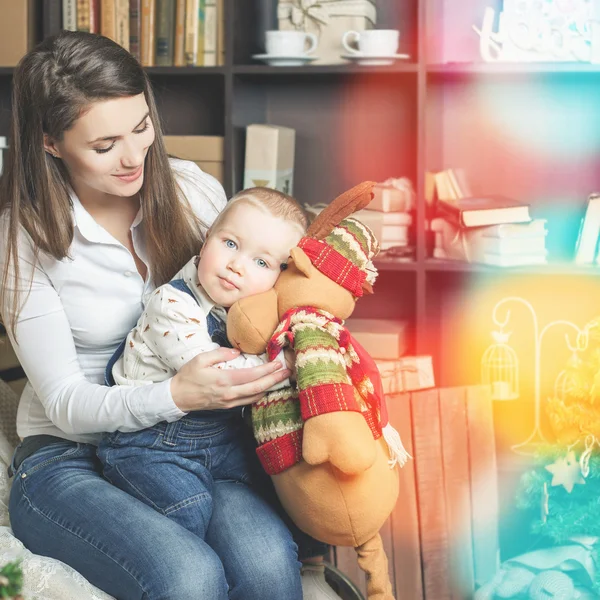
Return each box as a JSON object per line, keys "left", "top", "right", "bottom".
{"left": 290, "top": 247, "right": 313, "bottom": 277}
{"left": 307, "top": 181, "right": 376, "bottom": 240}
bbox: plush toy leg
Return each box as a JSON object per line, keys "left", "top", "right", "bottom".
{"left": 355, "top": 534, "right": 395, "bottom": 600}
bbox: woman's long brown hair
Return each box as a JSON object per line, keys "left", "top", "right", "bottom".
{"left": 0, "top": 31, "right": 209, "bottom": 336}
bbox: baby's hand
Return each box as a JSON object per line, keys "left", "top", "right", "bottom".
{"left": 283, "top": 348, "right": 296, "bottom": 380}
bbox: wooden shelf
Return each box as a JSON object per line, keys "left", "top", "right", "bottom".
{"left": 233, "top": 63, "right": 418, "bottom": 75}
{"left": 427, "top": 62, "right": 600, "bottom": 75}
{"left": 144, "top": 66, "right": 226, "bottom": 76}
{"left": 425, "top": 259, "right": 600, "bottom": 275}
{"left": 374, "top": 258, "right": 418, "bottom": 272}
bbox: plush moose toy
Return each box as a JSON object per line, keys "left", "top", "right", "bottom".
{"left": 226, "top": 181, "right": 408, "bottom": 600}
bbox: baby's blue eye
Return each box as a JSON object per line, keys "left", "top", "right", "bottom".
{"left": 225, "top": 239, "right": 237, "bottom": 249}
{"left": 255, "top": 258, "right": 268, "bottom": 268}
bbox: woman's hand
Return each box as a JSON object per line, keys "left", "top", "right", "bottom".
{"left": 170, "top": 347, "right": 291, "bottom": 412}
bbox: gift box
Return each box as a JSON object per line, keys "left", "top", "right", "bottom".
{"left": 277, "top": 0, "right": 377, "bottom": 65}
{"left": 346, "top": 319, "right": 408, "bottom": 360}
{"left": 375, "top": 356, "right": 435, "bottom": 393}
{"left": 163, "top": 135, "right": 225, "bottom": 184}
{"left": 370, "top": 178, "right": 416, "bottom": 213}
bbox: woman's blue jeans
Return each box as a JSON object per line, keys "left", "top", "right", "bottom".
{"left": 8, "top": 441, "right": 302, "bottom": 600}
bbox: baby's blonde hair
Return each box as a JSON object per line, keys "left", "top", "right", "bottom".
{"left": 208, "top": 187, "right": 308, "bottom": 238}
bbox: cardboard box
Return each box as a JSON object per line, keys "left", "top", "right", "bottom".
{"left": 346, "top": 318, "right": 408, "bottom": 360}
{"left": 376, "top": 356, "right": 435, "bottom": 393}
{"left": 243, "top": 124, "right": 295, "bottom": 195}
{"left": 0, "top": 1, "right": 36, "bottom": 67}
{"left": 163, "top": 135, "right": 224, "bottom": 184}
{"left": 277, "top": 0, "right": 376, "bottom": 65}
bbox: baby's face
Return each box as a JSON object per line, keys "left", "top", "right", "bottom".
{"left": 197, "top": 203, "right": 304, "bottom": 307}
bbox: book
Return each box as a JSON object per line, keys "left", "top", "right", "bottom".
{"left": 434, "top": 170, "right": 456, "bottom": 202}
{"left": 43, "top": 0, "right": 63, "bottom": 38}
{"left": 353, "top": 209, "right": 412, "bottom": 247}
{"left": 184, "top": 0, "right": 199, "bottom": 65}
{"left": 129, "top": 0, "right": 141, "bottom": 60}
{"left": 89, "top": 0, "right": 100, "bottom": 32}
{"left": 115, "top": 0, "right": 130, "bottom": 50}
{"left": 196, "top": 0, "right": 205, "bottom": 66}
{"left": 63, "top": 0, "right": 78, "bottom": 31}
{"left": 216, "top": 0, "right": 224, "bottom": 65}
{"left": 431, "top": 217, "right": 547, "bottom": 264}
{"left": 173, "top": 0, "right": 186, "bottom": 66}
{"left": 140, "top": 0, "right": 156, "bottom": 66}
{"left": 101, "top": 0, "right": 116, "bottom": 41}
{"left": 203, "top": 0, "right": 217, "bottom": 66}
{"left": 447, "top": 167, "right": 473, "bottom": 199}
{"left": 437, "top": 196, "right": 531, "bottom": 228}
{"left": 76, "top": 0, "right": 91, "bottom": 31}
{"left": 575, "top": 193, "right": 600, "bottom": 264}
{"left": 481, "top": 219, "right": 547, "bottom": 239}
{"left": 156, "top": 0, "right": 175, "bottom": 65}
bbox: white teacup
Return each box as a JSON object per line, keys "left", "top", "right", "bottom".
{"left": 265, "top": 30, "right": 318, "bottom": 57}
{"left": 342, "top": 29, "right": 400, "bottom": 56}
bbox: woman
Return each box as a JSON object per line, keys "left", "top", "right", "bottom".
{"left": 0, "top": 31, "right": 301, "bottom": 600}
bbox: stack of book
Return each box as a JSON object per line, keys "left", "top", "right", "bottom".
{"left": 354, "top": 208, "right": 412, "bottom": 251}
{"left": 432, "top": 216, "right": 548, "bottom": 267}
{"left": 43, "top": 0, "right": 225, "bottom": 67}
{"left": 430, "top": 168, "right": 547, "bottom": 267}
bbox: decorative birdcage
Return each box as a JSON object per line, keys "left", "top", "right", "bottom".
{"left": 554, "top": 331, "right": 589, "bottom": 402}
{"left": 481, "top": 329, "right": 519, "bottom": 401}
{"left": 482, "top": 296, "right": 586, "bottom": 454}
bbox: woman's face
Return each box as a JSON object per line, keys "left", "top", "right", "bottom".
{"left": 46, "top": 93, "right": 155, "bottom": 201}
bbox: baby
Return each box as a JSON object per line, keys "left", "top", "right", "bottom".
{"left": 97, "top": 187, "right": 308, "bottom": 539}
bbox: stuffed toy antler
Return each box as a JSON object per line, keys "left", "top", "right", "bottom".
{"left": 306, "top": 180, "right": 375, "bottom": 239}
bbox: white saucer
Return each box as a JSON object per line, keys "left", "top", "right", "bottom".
{"left": 252, "top": 54, "right": 318, "bottom": 67}
{"left": 341, "top": 53, "right": 410, "bottom": 66}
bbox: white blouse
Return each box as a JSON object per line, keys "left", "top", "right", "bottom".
{"left": 0, "top": 159, "right": 227, "bottom": 445}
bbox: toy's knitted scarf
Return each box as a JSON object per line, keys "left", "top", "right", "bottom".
{"left": 252, "top": 306, "right": 409, "bottom": 475}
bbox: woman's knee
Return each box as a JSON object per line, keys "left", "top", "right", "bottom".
{"left": 231, "top": 539, "right": 302, "bottom": 600}
{"left": 146, "top": 550, "right": 228, "bottom": 600}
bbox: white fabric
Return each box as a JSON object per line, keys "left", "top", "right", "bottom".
{"left": 0, "top": 159, "right": 227, "bottom": 445}
{"left": 112, "top": 256, "right": 273, "bottom": 385}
